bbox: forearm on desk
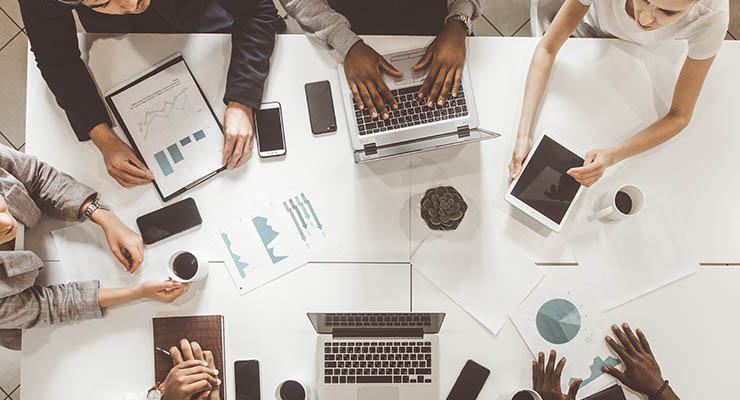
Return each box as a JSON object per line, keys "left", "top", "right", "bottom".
{"left": 516, "top": 45, "right": 557, "bottom": 140}
{"left": 279, "top": 0, "right": 360, "bottom": 58}
{"left": 98, "top": 286, "right": 143, "bottom": 308}
{"left": 0, "top": 281, "right": 103, "bottom": 329}
{"left": 606, "top": 112, "right": 689, "bottom": 164}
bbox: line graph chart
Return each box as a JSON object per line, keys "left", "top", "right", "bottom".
{"left": 138, "top": 88, "right": 188, "bottom": 139}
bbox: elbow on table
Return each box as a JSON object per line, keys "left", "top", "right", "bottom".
{"left": 665, "top": 110, "right": 691, "bottom": 132}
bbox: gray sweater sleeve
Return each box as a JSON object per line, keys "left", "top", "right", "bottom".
{"left": 0, "top": 280, "right": 104, "bottom": 330}
{"left": 279, "top": 0, "right": 483, "bottom": 59}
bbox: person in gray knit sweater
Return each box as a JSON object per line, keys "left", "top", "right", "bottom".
{"left": 0, "top": 145, "right": 189, "bottom": 350}
{"left": 280, "top": 0, "right": 482, "bottom": 119}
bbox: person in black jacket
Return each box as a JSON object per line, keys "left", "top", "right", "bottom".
{"left": 20, "top": 0, "right": 283, "bottom": 187}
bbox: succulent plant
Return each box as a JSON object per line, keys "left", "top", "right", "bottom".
{"left": 420, "top": 186, "right": 468, "bottom": 231}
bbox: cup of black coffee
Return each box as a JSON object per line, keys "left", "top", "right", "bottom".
{"left": 276, "top": 379, "right": 310, "bottom": 400}
{"left": 511, "top": 389, "right": 542, "bottom": 400}
{"left": 167, "top": 250, "right": 208, "bottom": 282}
{"left": 588, "top": 184, "right": 645, "bottom": 222}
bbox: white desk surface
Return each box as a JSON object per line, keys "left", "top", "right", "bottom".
{"left": 22, "top": 33, "right": 740, "bottom": 399}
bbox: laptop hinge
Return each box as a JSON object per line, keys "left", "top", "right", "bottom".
{"left": 456, "top": 125, "right": 471, "bottom": 138}
{"left": 332, "top": 328, "right": 424, "bottom": 339}
{"left": 363, "top": 143, "right": 378, "bottom": 156}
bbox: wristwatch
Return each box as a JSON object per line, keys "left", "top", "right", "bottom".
{"left": 146, "top": 385, "right": 162, "bottom": 400}
{"left": 447, "top": 14, "right": 473, "bottom": 36}
{"left": 83, "top": 197, "right": 110, "bottom": 220}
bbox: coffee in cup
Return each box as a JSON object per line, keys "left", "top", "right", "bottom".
{"left": 167, "top": 250, "right": 208, "bottom": 282}
{"left": 588, "top": 184, "right": 645, "bottom": 222}
{"left": 276, "top": 379, "right": 309, "bottom": 400}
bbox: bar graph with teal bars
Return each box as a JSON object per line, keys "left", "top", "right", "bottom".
{"left": 193, "top": 130, "right": 206, "bottom": 141}
{"left": 167, "top": 144, "right": 184, "bottom": 164}
{"left": 252, "top": 216, "right": 287, "bottom": 264}
{"left": 180, "top": 136, "right": 192, "bottom": 146}
{"left": 154, "top": 151, "right": 174, "bottom": 176}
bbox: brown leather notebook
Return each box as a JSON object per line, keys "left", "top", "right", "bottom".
{"left": 153, "top": 315, "right": 226, "bottom": 400}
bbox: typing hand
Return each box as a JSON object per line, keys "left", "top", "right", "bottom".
{"left": 533, "top": 350, "right": 582, "bottom": 400}
{"left": 567, "top": 148, "right": 616, "bottom": 187}
{"left": 135, "top": 279, "right": 189, "bottom": 303}
{"left": 604, "top": 323, "right": 666, "bottom": 396}
{"left": 222, "top": 102, "right": 254, "bottom": 169}
{"left": 169, "top": 339, "right": 221, "bottom": 400}
{"left": 344, "top": 41, "right": 403, "bottom": 120}
{"left": 93, "top": 210, "right": 143, "bottom": 272}
{"left": 163, "top": 339, "right": 220, "bottom": 400}
{"left": 509, "top": 135, "right": 533, "bottom": 182}
{"left": 414, "top": 20, "right": 467, "bottom": 108}
{"left": 89, "top": 124, "right": 154, "bottom": 187}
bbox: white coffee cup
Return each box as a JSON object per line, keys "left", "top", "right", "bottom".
{"left": 276, "top": 379, "right": 310, "bottom": 400}
{"left": 511, "top": 389, "right": 543, "bottom": 400}
{"left": 588, "top": 184, "right": 645, "bottom": 222}
{"left": 167, "top": 250, "right": 208, "bottom": 282}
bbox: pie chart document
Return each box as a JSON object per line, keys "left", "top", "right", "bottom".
{"left": 511, "top": 274, "right": 617, "bottom": 397}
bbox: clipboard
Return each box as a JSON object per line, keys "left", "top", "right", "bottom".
{"left": 105, "top": 54, "right": 226, "bottom": 202}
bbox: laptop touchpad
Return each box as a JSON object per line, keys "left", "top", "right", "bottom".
{"left": 358, "top": 387, "right": 400, "bottom": 400}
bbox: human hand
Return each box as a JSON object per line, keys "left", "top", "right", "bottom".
{"left": 169, "top": 339, "right": 221, "bottom": 400}
{"left": 135, "top": 279, "right": 189, "bottom": 303}
{"left": 94, "top": 210, "right": 144, "bottom": 272}
{"left": 414, "top": 20, "right": 467, "bottom": 108}
{"left": 532, "top": 350, "right": 582, "bottom": 400}
{"left": 604, "top": 323, "right": 665, "bottom": 395}
{"left": 89, "top": 124, "right": 154, "bottom": 187}
{"left": 509, "top": 135, "right": 533, "bottom": 182}
{"left": 344, "top": 41, "right": 403, "bottom": 120}
{"left": 222, "top": 102, "right": 254, "bottom": 169}
{"left": 566, "top": 148, "right": 616, "bottom": 187}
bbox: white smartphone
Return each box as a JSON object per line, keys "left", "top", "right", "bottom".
{"left": 255, "top": 101, "right": 286, "bottom": 158}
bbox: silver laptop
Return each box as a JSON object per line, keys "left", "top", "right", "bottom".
{"left": 337, "top": 48, "right": 499, "bottom": 163}
{"left": 308, "top": 312, "right": 446, "bottom": 400}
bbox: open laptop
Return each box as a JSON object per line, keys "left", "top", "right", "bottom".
{"left": 308, "top": 312, "right": 446, "bottom": 400}
{"left": 338, "top": 48, "right": 499, "bottom": 163}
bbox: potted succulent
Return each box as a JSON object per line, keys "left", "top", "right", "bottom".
{"left": 420, "top": 186, "right": 468, "bottom": 231}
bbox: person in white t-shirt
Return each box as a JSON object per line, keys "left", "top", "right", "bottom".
{"left": 509, "top": 0, "right": 729, "bottom": 186}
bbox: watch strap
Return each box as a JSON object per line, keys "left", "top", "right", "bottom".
{"left": 447, "top": 14, "right": 473, "bottom": 36}
{"left": 648, "top": 380, "right": 669, "bottom": 400}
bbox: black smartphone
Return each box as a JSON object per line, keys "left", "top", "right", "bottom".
{"left": 256, "top": 101, "right": 287, "bottom": 158}
{"left": 235, "top": 359, "right": 261, "bottom": 400}
{"left": 304, "top": 80, "right": 337, "bottom": 134}
{"left": 446, "top": 359, "right": 491, "bottom": 400}
{"left": 136, "top": 198, "right": 202, "bottom": 245}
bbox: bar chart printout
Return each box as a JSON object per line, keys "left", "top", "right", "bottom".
{"left": 209, "top": 189, "right": 335, "bottom": 294}
{"left": 107, "top": 56, "right": 224, "bottom": 198}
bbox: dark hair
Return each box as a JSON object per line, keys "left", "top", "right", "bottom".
{"left": 56, "top": 0, "right": 85, "bottom": 5}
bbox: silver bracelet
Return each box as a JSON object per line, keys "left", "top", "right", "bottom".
{"left": 84, "top": 198, "right": 110, "bottom": 219}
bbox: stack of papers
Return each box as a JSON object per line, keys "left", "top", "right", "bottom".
{"left": 569, "top": 201, "right": 699, "bottom": 311}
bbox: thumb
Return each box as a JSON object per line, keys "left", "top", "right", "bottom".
{"left": 195, "top": 391, "right": 211, "bottom": 400}
{"left": 565, "top": 378, "right": 583, "bottom": 400}
{"left": 379, "top": 58, "right": 403, "bottom": 77}
{"left": 602, "top": 366, "right": 627, "bottom": 383}
{"left": 413, "top": 46, "right": 434, "bottom": 70}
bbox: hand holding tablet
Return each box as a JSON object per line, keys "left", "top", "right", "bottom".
{"left": 505, "top": 130, "right": 585, "bottom": 232}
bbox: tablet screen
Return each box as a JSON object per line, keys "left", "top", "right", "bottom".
{"left": 511, "top": 135, "right": 584, "bottom": 224}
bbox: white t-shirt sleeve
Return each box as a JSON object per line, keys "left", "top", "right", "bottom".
{"left": 686, "top": 8, "right": 729, "bottom": 60}
{"left": 578, "top": 0, "right": 593, "bottom": 5}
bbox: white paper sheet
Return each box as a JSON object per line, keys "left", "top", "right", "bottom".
{"left": 52, "top": 221, "right": 216, "bottom": 287}
{"left": 569, "top": 201, "right": 699, "bottom": 311}
{"left": 410, "top": 206, "right": 543, "bottom": 335}
{"left": 209, "top": 188, "right": 338, "bottom": 294}
{"left": 510, "top": 274, "right": 618, "bottom": 397}
{"left": 107, "top": 56, "right": 223, "bottom": 199}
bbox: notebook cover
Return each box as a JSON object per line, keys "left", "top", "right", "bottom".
{"left": 582, "top": 385, "right": 626, "bottom": 400}
{"left": 153, "top": 315, "right": 226, "bottom": 399}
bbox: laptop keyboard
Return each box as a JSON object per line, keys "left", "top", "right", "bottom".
{"left": 323, "top": 313, "right": 433, "bottom": 327}
{"left": 323, "top": 340, "right": 433, "bottom": 385}
{"left": 353, "top": 84, "right": 469, "bottom": 136}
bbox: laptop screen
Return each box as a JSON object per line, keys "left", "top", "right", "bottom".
{"left": 307, "top": 312, "right": 445, "bottom": 335}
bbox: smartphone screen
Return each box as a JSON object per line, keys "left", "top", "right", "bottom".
{"left": 305, "top": 81, "right": 336, "bottom": 134}
{"left": 256, "top": 103, "right": 286, "bottom": 156}
{"left": 136, "top": 198, "right": 202, "bottom": 245}
{"left": 446, "top": 359, "right": 490, "bottom": 400}
{"left": 235, "top": 360, "right": 260, "bottom": 400}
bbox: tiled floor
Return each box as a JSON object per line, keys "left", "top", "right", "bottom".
{"left": 0, "top": 0, "right": 737, "bottom": 397}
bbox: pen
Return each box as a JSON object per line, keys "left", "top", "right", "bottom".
{"left": 155, "top": 346, "right": 171, "bottom": 357}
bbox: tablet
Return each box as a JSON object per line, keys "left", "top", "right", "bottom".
{"left": 505, "top": 130, "right": 585, "bottom": 232}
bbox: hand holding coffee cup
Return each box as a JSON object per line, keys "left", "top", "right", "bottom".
{"left": 168, "top": 250, "right": 209, "bottom": 282}
{"left": 588, "top": 184, "right": 645, "bottom": 222}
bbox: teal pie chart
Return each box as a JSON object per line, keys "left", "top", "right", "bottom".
{"left": 536, "top": 299, "right": 581, "bottom": 345}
